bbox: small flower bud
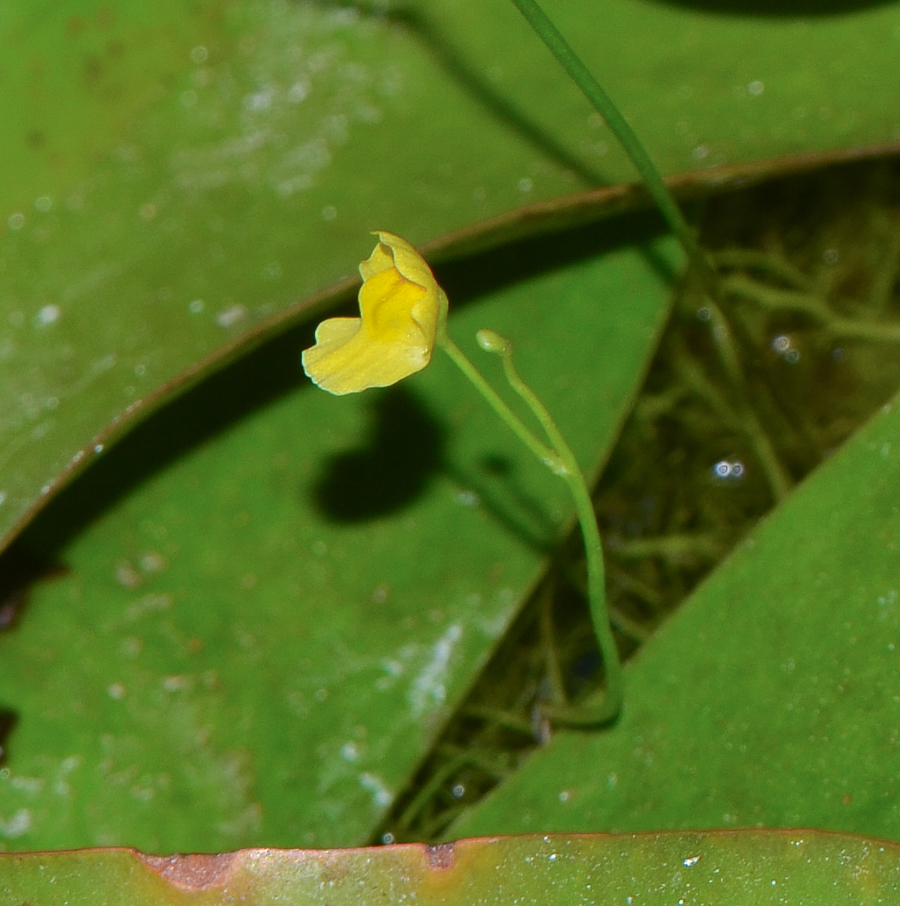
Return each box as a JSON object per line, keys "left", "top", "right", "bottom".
{"left": 476, "top": 328, "right": 511, "bottom": 355}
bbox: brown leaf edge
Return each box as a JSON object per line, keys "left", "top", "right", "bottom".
{"left": 2, "top": 829, "right": 899, "bottom": 900}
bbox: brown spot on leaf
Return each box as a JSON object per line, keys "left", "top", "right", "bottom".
{"left": 95, "top": 8, "right": 115, "bottom": 29}
{"left": 138, "top": 852, "right": 238, "bottom": 890}
{"left": 424, "top": 842, "right": 456, "bottom": 870}
{"left": 0, "top": 594, "right": 25, "bottom": 631}
{"left": 83, "top": 54, "right": 103, "bottom": 82}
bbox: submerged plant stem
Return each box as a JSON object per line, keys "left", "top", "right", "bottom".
{"left": 507, "top": 0, "right": 719, "bottom": 298}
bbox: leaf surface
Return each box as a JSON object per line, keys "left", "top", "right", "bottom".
{"left": 454, "top": 391, "right": 900, "bottom": 841}
{"left": 0, "top": 226, "right": 676, "bottom": 851}
{"left": 3, "top": 831, "right": 900, "bottom": 905}
{"left": 3, "top": 0, "right": 900, "bottom": 548}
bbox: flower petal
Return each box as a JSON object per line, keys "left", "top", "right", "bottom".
{"left": 362, "top": 231, "right": 438, "bottom": 294}
{"left": 301, "top": 232, "right": 446, "bottom": 395}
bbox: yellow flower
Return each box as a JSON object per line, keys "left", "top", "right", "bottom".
{"left": 302, "top": 231, "right": 447, "bottom": 395}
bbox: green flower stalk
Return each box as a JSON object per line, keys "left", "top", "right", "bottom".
{"left": 303, "top": 231, "right": 623, "bottom": 726}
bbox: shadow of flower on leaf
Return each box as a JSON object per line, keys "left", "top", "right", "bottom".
{"left": 311, "top": 387, "right": 445, "bottom": 522}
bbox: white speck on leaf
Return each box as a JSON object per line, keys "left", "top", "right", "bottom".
{"left": 359, "top": 771, "right": 392, "bottom": 808}
{"left": 409, "top": 623, "right": 462, "bottom": 716}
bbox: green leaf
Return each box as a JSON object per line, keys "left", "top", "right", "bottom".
{"left": 453, "top": 390, "right": 900, "bottom": 841}
{"left": 3, "top": 831, "right": 900, "bottom": 904}
{"left": 3, "top": 0, "right": 900, "bottom": 551}
{"left": 0, "top": 226, "right": 676, "bottom": 852}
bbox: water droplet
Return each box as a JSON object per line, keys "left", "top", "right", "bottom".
{"left": 288, "top": 79, "right": 310, "bottom": 103}
{"left": 121, "top": 637, "right": 142, "bottom": 659}
{"left": 36, "top": 304, "right": 60, "bottom": 326}
{"left": 261, "top": 261, "right": 282, "bottom": 280}
{"left": 0, "top": 809, "right": 32, "bottom": 839}
{"left": 713, "top": 459, "right": 746, "bottom": 481}
{"left": 245, "top": 88, "right": 274, "bottom": 111}
{"left": 34, "top": 195, "right": 52, "bottom": 213}
{"left": 94, "top": 353, "right": 117, "bottom": 373}
{"left": 7, "top": 213, "right": 24, "bottom": 230}
{"left": 321, "top": 204, "right": 337, "bottom": 221}
{"left": 162, "top": 675, "right": 188, "bottom": 692}
{"left": 748, "top": 80, "right": 764, "bottom": 96}
{"left": 216, "top": 304, "right": 248, "bottom": 328}
{"left": 454, "top": 489, "right": 479, "bottom": 508}
{"left": 188, "top": 299, "right": 205, "bottom": 314}
{"left": 359, "top": 771, "right": 392, "bottom": 807}
{"left": 771, "top": 333, "right": 801, "bottom": 363}
{"left": 115, "top": 561, "right": 142, "bottom": 589}
{"left": 190, "top": 45, "right": 208, "bottom": 64}
{"left": 140, "top": 551, "right": 167, "bottom": 573}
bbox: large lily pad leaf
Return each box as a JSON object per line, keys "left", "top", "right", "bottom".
{"left": 453, "top": 388, "right": 900, "bottom": 841}
{"left": 3, "top": 0, "right": 900, "bottom": 551}
{"left": 0, "top": 225, "right": 677, "bottom": 852}
{"left": 3, "top": 831, "right": 900, "bottom": 904}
